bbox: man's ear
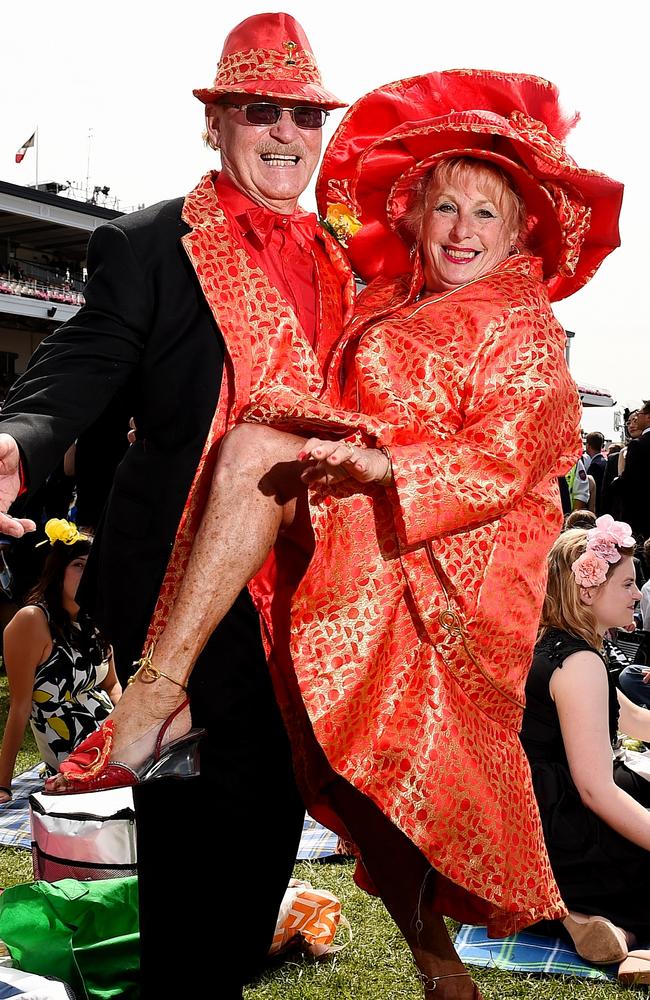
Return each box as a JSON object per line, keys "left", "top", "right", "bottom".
{"left": 204, "top": 105, "right": 221, "bottom": 151}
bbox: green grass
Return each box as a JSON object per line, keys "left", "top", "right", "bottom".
{"left": 0, "top": 675, "right": 645, "bottom": 997}
{"left": 247, "top": 862, "right": 647, "bottom": 998}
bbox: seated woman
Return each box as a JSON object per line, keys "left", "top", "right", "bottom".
{"left": 521, "top": 516, "right": 650, "bottom": 984}
{"left": 0, "top": 520, "right": 121, "bottom": 802}
{"left": 49, "top": 72, "right": 622, "bottom": 998}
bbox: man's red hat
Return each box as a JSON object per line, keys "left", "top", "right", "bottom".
{"left": 193, "top": 12, "right": 346, "bottom": 110}
{"left": 316, "top": 70, "right": 623, "bottom": 301}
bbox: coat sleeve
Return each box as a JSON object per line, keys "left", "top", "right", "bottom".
{"left": 386, "top": 304, "right": 581, "bottom": 549}
{"left": 0, "top": 223, "right": 151, "bottom": 492}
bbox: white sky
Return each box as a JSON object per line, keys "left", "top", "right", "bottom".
{"left": 2, "top": 0, "right": 647, "bottom": 438}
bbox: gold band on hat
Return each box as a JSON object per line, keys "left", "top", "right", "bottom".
{"left": 215, "top": 47, "right": 322, "bottom": 88}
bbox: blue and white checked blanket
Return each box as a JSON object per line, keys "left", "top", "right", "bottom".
{"left": 0, "top": 765, "right": 44, "bottom": 851}
{"left": 455, "top": 924, "right": 618, "bottom": 981}
{"left": 296, "top": 815, "right": 339, "bottom": 860}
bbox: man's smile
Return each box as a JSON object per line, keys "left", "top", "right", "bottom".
{"left": 260, "top": 153, "right": 301, "bottom": 166}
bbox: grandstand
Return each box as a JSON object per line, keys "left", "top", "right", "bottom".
{"left": 0, "top": 180, "right": 121, "bottom": 385}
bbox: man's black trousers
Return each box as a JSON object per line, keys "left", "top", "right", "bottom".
{"left": 133, "top": 590, "right": 305, "bottom": 998}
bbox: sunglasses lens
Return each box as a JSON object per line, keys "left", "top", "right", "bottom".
{"left": 292, "top": 107, "right": 327, "bottom": 129}
{"left": 240, "top": 103, "right": 326, "bottom": 129}
{"left": 244, "top": 104, "right": 281, "bottom": 125}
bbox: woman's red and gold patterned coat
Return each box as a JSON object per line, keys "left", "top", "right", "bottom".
{"left": 248, "top": 253, "right": 581, "bottom": 935}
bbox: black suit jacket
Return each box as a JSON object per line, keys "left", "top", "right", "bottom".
{"left": 621, "top": 432, "right": 650, "bottom": 540}
{"left": 1, "top": 198, "right": 225, "bottom": 669}
{"left": 601, "top": 450, "right": 621, "bottom": 516}
{"left": 588, "top": 452, "right": 607, "bottom": 515}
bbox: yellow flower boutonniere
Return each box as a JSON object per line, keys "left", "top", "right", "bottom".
{"left": 322, "top": 203, "right": 362, "bottom": 248}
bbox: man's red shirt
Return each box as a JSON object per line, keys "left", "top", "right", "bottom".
{"left": 215, "top": 173, "right": 319, "bottom": 347}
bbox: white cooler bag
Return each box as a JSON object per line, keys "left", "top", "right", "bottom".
{"left": 29, "top": 788, "right": 137, "bottom": 882}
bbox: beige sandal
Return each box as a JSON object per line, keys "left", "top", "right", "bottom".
{"left": 618, "top": 950, "right": 650, "bottom": 985}
{"left": 563, "top": 911, "right": 628, "bottom": 964}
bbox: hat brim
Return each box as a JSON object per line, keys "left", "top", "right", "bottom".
{"left": 193, "top": 79, "right": 346, "bottom": 110}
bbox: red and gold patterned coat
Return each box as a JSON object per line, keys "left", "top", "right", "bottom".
{"left": 248, "top": 254, "right": 581, "bottom": 934}
{"left": 146, "top": 172, "right": 355, "bottom": 640}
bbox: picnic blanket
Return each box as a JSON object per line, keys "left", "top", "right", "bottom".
{"left": 297, "top": 815, "right": 339, "bottom": 860}
{"left": 0, "top": 765, "right": 44, "bottom": 850}
{"left": 455, "top": 924, "right": 618, "bottom": 981}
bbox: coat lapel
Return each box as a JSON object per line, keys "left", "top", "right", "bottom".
{"left": 181, "top": 172, "right": 331, "bottom": 416}
{"left": 146, "top": 173, "right": 353, "bottom": 647}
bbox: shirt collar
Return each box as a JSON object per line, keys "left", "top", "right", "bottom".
{"left": 215, "top": 172, "right": 316, "bottom": 250}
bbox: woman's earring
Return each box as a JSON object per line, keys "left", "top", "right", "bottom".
{"left": 509, "top": 244, "right": 520, "bottom": 256}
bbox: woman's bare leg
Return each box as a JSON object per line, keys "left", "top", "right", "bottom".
{"left": 328, "top": 777, "right": 479, "bottom": 998}
{"left": 49, "top": 424, "right": 309, "bottom": 777}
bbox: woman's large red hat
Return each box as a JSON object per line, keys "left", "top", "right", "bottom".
{"left": 193, "top": 12, "right": 346, "bottom": 110}
{"left": 316, "top": 70, "right": 623, "bottom": 300}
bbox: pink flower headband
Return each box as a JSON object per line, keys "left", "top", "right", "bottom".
{"left": 571, "top": 515, "right": 635, "bottom": 588}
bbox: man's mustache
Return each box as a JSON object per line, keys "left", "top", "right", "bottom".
{"left": 255, "top": 142, "right": 306, "bottom": 159}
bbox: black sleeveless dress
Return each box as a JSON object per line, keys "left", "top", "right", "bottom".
{"left": 29, "top": 606, "right": 112, "bottom": 772}
{"left": 521, "top": 627, "right": 650, "bottom": 939}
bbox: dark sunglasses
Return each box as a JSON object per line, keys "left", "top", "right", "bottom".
{"left": 221, "top": 102, "right": 329, "bottom": 130}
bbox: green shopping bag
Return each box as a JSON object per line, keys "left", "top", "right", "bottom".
{"left": 0, "top": 877, "right": 139, "bottom": 999}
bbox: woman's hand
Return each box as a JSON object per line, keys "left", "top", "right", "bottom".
{"left": 298, "top": 438, "right": 391, "bottom": 487}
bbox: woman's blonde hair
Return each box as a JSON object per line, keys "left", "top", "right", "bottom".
{"left": 539, "top": 528, "right": 635, "bottom": 649}
{"left": 403, "top": 157, "right": 526, "bottom": 244}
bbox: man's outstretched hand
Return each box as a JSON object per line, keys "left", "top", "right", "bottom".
{"left": 0, "top": 434, "right": 36, "bottom": 537}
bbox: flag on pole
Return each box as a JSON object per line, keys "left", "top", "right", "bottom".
{"left": 15, "top": 132, "right": 36, "bottom": 164}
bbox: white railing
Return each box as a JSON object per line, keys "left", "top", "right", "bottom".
{"left": 0, "top": 276, "right": 84, "bottom": 307}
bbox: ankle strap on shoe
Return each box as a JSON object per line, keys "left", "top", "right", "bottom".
{"left": 128, "top": 646, "right": 188, "bottom": 692}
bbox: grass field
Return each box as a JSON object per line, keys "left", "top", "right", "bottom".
{"left": 0, "top": 675, "right": 644, "bottom": 997}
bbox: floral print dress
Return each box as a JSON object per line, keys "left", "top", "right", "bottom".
{"left": 29, "top": 606, "right": 112, "bottom": 772}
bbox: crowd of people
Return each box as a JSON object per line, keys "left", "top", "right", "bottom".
{"left": 562, "top": 407, "right": 650, "bottom": 544}
{"left": 0, "top": 11, "right": 647, "bottom": 999}
{"left": 0, "top": 272, "right": 85, "bottom": 307}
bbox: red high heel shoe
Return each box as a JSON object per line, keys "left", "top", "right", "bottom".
{"left": 44, "top": 700, "right": 203, "bottom": 794}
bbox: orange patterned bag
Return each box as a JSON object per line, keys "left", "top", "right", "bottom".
{"left": 270, "top": 878, "right": 349, "bottom": 957}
